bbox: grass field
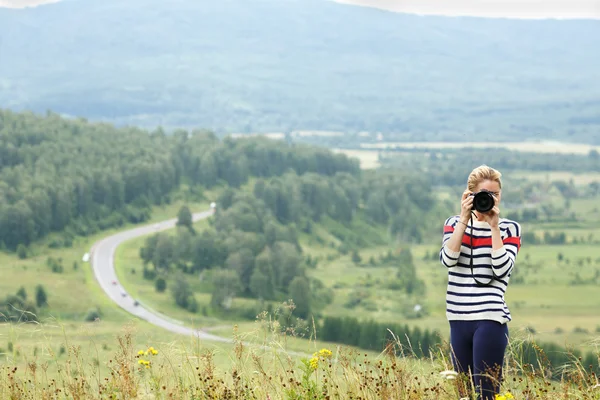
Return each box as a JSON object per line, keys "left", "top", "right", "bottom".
{"left": 0, "top": 198, "right": 238, "bottom": 376}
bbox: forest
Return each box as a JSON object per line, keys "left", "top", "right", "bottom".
{"left": 0, "top": 109, "right": 359, "bottom": 251}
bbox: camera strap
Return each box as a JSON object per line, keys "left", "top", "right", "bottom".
{"left": 469, "top": 213, "right": 494, "bottom": 287}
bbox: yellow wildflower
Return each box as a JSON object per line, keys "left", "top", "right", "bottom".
{"left": 137, "top": 350, "right": 146, "bottom": 356}
{"left": 317, "top": 348, "right": 333, "bottom": 359}
{"left": 138, "top": 359, "right": 151, "bottom": 368}
{"left": 495, "top": 392, "right": 514, "bottom": 400}
{"left": 309, "top": 357, "right": 319, "bottom": 371}
{"left": 148, "top": 347, "right": 158, "bottom": 355}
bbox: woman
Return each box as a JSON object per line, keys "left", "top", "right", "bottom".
{"left": 439, "top": 165, "right": 522, "bottom": 400}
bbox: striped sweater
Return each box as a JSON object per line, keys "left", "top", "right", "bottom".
{"left": 439, "top": 215, "right": 522, "bottom": 324}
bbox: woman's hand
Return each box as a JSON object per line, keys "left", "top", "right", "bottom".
{"left": 459, "top": 189, "right": 473, "bottom": 224}
{"left": 480, "top": 195, "right": 500, "bottom": 228}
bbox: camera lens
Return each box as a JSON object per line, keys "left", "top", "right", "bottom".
{"left": 473, "top": 191, "right": 494, "bottom": 213}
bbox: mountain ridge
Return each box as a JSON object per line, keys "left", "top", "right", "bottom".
{"left": 1, "top": 0, "right": 599, "bottom": 142}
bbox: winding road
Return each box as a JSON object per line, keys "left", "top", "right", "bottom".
{"left": 90, "top": 210, "right": 231, "bottom": 343}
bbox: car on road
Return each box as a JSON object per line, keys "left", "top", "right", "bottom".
{"left": 133, "top": 300, "right": 139, "bottom": 307}
{"left": 121, "top": 291, "right": 127, "bottom": 297}
{"left": 112, "top": 280, "right": 117, "bottom": 285}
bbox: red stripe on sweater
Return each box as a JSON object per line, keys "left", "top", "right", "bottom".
{"left": 460, "top": 235, "right": 521, "bottom": 250}
{"left": 503, "top": 236, "right": 521, "bottom": 251}
{"left": 461, "top": 235, "right": 492, "bottom": 247}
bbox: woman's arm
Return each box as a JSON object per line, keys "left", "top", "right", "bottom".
{"left": 439, "top": 190, "right": 474, "bottom": 268}
{"left": 439, "top": 217, "right": 469, "bottom": 268}
{"left": 479, "top": 197, "right": 522, "bottom": 278}
{"left": 491, "top": 222, "right": 521, "bottom": 278}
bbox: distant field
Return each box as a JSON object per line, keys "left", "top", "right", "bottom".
{"left": 361, "top": 141, "right": 600, "bottom": 155}
{"left": 228, "top": 131, "right": 345, "bottom": 140}
{"left": 512, "top": 170, "right": 600, "bottom": 185}
{"left": 332, "top": 149, "right": 380, "bottom": 169}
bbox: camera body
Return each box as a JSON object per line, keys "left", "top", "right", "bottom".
{"left": 471, "top": 190, "right": 495, "bottom": 213}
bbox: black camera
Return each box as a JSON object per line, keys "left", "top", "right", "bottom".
{"left": 471, "top": 190, "right": 495, "bottom": 213}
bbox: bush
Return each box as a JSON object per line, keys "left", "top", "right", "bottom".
{"left": 35, "top": 285, "right": 48, "bottom": 307}
{"left": 573, "top": 326, "right": 589, "bottom": 334}
{"left": 48, "top": 239, "right": 63, "bottom": 249}
{"left": 17, "top": 244, "right": 28, "bottom": 259}
{"left": 351, "top": 250, "right": 362, "bottom": 264}
{"left": 0, "top": 294, "right": 38, "bottom": 322}
{"left": 84, "top": 308, "right": 102, "bottom": 322}
{"left": 46, "top": 257, "right": 64, "bottom": 273}
{"left": 525, "top": 326, "right": 537, "bottom": 334}
{"left": 187, "top": 296, "right": 198, "bottom": 313}
{"left": 155, "top": 277, "right": 167, "bottom": 293}
{"left": 143, "top": 267, "right": 157, "bottom": 280}
{"left": 16, "top": 286, "right": 27, "bottom": 300}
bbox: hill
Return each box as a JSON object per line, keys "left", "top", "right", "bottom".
{"left": 0, "top": 0, "right": 599, "bottom": 142}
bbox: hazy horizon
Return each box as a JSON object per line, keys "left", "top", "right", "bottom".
{"left": 2, "top": 0, "right": 599, "bottom": 20}
{"left": 334, "top": 0, "right": 600, "bottom": 19}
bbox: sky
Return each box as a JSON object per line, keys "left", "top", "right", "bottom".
{"left": 1, "top": 0, "right": 599, "bottom": 19}
{"left": 333, "top": 0, "right": 600, "bottom": 19}
{"left": 0, "top": 0, "right": 59, "bottom": 7}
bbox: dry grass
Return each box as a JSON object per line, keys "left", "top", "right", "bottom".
{"left": 1, "top": 309, "right": 599, "bottom": 400}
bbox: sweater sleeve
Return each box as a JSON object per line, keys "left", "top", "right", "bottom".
{"left": 439, "top": 216, "right": 461, "bottom": 268}
{"left": 491, "top": 221, "right": 522, "bottom": 278}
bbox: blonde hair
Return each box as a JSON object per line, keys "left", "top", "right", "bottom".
{"left": 467, "top": 165, "right": 502, "bottom": 192}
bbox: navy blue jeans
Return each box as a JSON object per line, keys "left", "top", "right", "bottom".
{"left": 450, "top": 320, "right": 509, "bottom": 400}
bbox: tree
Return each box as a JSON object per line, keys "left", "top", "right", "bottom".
{"left": 35, "top": 285, "right": 48, "bottom": 307}
{"left": 171, "top": 274, "right": 194, "bottom": 311}
{"left": 249, "top": 269, "right": 271, "bottom": 300}
{"left": 210, "top": 270, "right": 242, "bottom": 310}
{"left": 224, "top": 249, "right": 255, "bottom": 293}
{"left": 152, "top": 234, "right": 174, "bottom": 271}
{"left": 155, "top": 277, "right": 167, "bottom": 293}
{"left": 271, "top": 241, "right": 303, "bottom": 291}
{"left": 176, "top": 205, "right": 194, "bottom": 232}
{"left": 289, "top": 277, "right": 311, "bottom": 319}
{"left": 251, "top": 248, "right": 276, "bottom": 299}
